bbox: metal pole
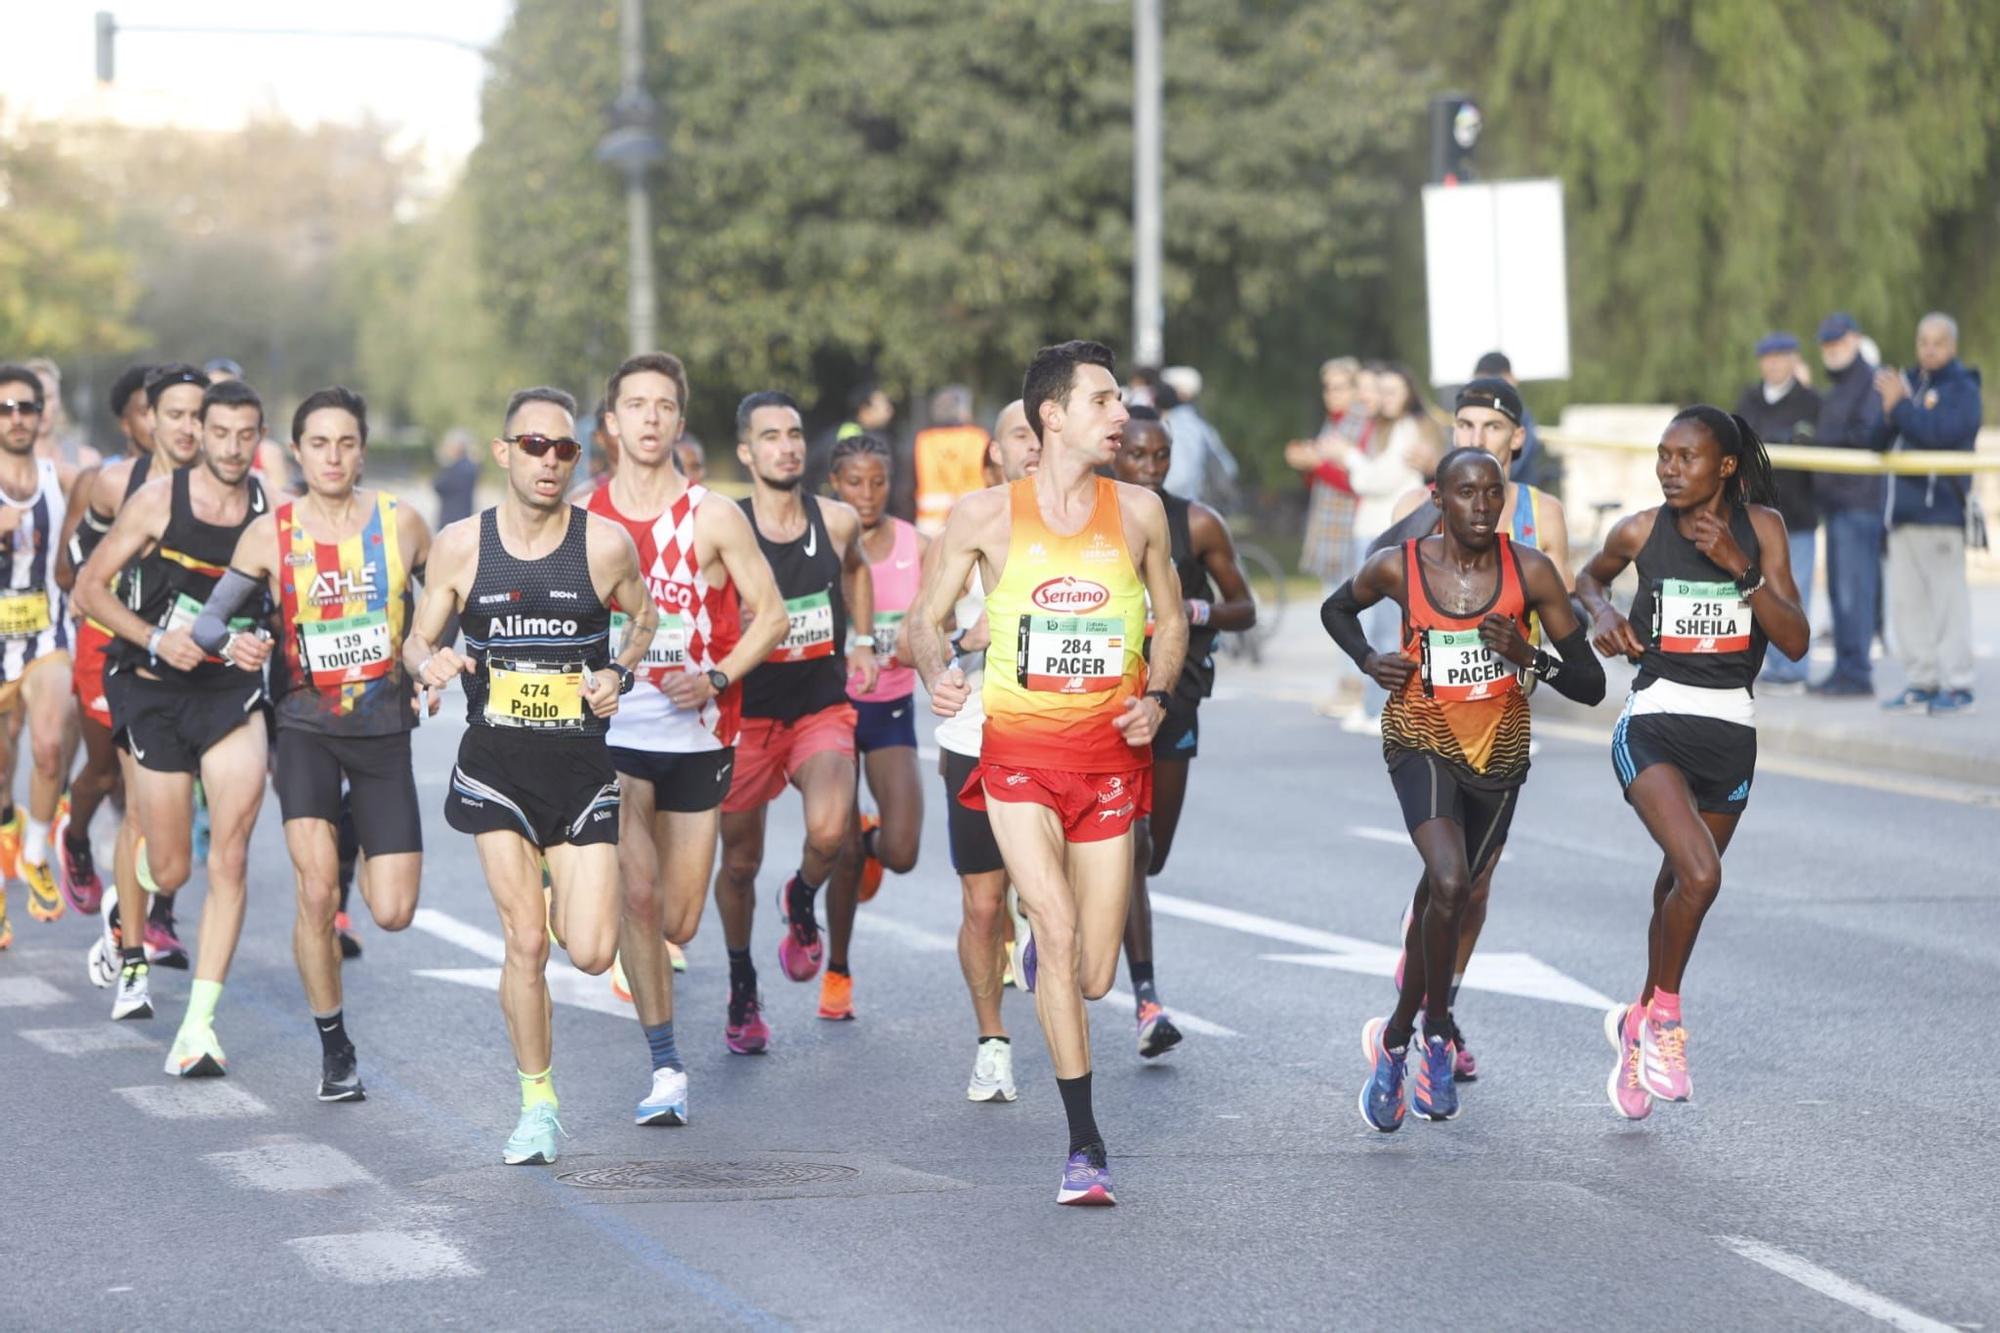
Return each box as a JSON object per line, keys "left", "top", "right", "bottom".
{"left": 1132, "top": 0, "right": 1163, "bottom": 368}
{"left": 620, "top": 0, "right": 657, "bottom": 354}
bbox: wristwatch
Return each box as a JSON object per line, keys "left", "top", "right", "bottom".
{"left": 610, "top": 663, "right": 636, "bottom": 695}
{"left": 850, "top": 634, "right": 877, "bottom": 650}
{"left": 1734, "top": 562, "right": 1765, "bottom": 597}
{"left": 706, "top": 668, "right": 729, "bottom": 693}
{"left": 1144, "top": 689, "right": 1172, "bottom": 711}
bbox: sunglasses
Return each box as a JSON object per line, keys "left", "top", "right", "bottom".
{"left": 507, "top": 433, "right": 582, "bottom": 462}
{"left": 0, "top": 400, "right": 43, "bottom": 420}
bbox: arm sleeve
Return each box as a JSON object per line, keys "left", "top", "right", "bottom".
{"left": 1534, "top": 621, "right": 1606, "bottom": 706}
{"left": 191, "top": 568, "right": 263, "bottom": 654}
{"left": 1320, "top": 580, "right": 1376, "bottom": 671}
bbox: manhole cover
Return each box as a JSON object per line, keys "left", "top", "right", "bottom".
{"left": 557, "top": 1160, "right": 862, "bottom": 1191}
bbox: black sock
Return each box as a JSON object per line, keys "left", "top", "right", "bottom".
{"left": 861, "top": 825, "right": 879, "bottom": 862}
{"left": 1129, "top": 959, "right": 1158, "bottom": 1007}
{"left": 979, "top": 1035, "right": 1010, "bottom": 1046}
{"left": 1055, "top": 1072, "right": 1101, "bottom": 1155}
{"left": 64, "top": 826, "right": 91, "bottom": 852}
{"left": 1384, "top": 1017, "right": 1414, "bottom": 1052}
{"left": 119, "top": 944, "right": 145, "bottom": 967}
{"left": 727, "top": 947, "right": 756, "bottom": 997}
{"left": 1128, "top": 959, "right": 1154, "bottom": 987}
{"left": 148, "top": 894, "right": 173, "bottom": 926}
{"left": 315, "top": 1010, "right": 350, "bottom": 1058}
{"left": 787, "top": 870, "right": 821, "bottom": 932}
{"left": 1423, "top": 1010, "right": 1452, "bottom": 1045}
{"left": 828, "top": 961, "right": 849, "bottom": 977}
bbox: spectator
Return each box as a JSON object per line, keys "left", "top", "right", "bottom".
{"left": 23, "top": 358, "right": 101, "bottom": 468}
{"left": 1159, "top": 365, "right": 1240, "bottom": 511}
{"left": 675, "top": 434, "right": 706, "bottom": 486}
{"left": 809, "top": 381, "right": 897, "bottom": 496}
{"left": 1871, "top": 311, "right": 1981, "bottom": 716}
{"left": 1287, "top": 357, "right": 1366, "bottom": 597}
{"left": 1734, "top": 332, "right": 1822, "bottom": 690}
{"left": 1808, "top": 312, "right": 1885, "bottom": 698}
{"left": 1473, "top": 350, "right": 1547, "bottom": 489}
{"left": 910, "top": 384, "right": 987, "bottom": 535}
{"left": 433, "top": 427, "right": 480, "bottom": 529}
{"left": 1126, "top": 365, "right": 1163, "bottom": 409}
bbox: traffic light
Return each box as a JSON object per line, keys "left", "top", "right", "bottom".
{"left": 1429, "top": 92, "right": 1481, "bottom": 185}
{"left": 95, "top": 11, "right": 116, "bottom": 83}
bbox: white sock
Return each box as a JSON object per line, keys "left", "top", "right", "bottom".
{"left": 23, "top": 817, "right": 49, "bottom": 868}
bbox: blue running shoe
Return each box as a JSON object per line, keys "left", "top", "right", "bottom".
{"left": 1412, "top": 1032, "right": 1459, "bottom": 1121}
{"left": 1056, "top": 1146, "right": 1115, "bottom": 1205}
{"left": 636, "top": 1067, "right": 688, "bottom": 1126}
{"left": 503, "top": 1104, "right": 564, "bottom": 1165}
{"left": 1006, "top": 887, "right": 1035, "bottom": 993}
{"left": 1357, "top": 1017, "right": 1407, "bottom": 1133}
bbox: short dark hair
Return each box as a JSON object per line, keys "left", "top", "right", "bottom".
{"left": 503, "top": 385, "right": 577, "bottom": 434}
{"left": 1473, "top": 350, "right": 1512, "bottom": 376}
{"left": 292, "top": 385, "right": 369, "bottom": 445}
{"left": 0, "top": 363, "right": 42, "bottom": 407}
{"left": 846, "top": 381, "right": 884, "bottom": 416}
{"left": 735, "top": 389, "right": 801, "bottom": 440}
{"left": 145, "top": 363, "right": 211, "bottom": 407}
{"left": 605, "top": 353, "right": 689, "bottom": 419}
{"left": 109, "top": 364, "right": 156, "bottom": 418}
{"left": 829, "top": 431, "right": 894, "bottom": 475}
{"left": 1022, "top": 340, "right": 1116, "bottom": 443}
{"left": 1436, "top": 446, "right": 1504, "bottom": 487}
{"left": 199, "top": 378, "right": 263, "bottom": 427}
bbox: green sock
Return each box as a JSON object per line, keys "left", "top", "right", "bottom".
{"left": 518, "top": 1066, "right": 558, "bottom": 1110}
{"left": 184, "top": 978, "right": 223, "bottom": 1030}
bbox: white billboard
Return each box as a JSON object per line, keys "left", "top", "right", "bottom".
{"left": 1422, "top": 178, "right": 1571, "bottom": 384}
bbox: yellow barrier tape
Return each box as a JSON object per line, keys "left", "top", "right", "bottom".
{"left": 1546, "top": 433, "right": 2000, "bottom": 476}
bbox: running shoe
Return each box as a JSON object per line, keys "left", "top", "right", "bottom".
{"left": 1639, "top": 1010, "right": 1692, "bottom": 1102}
{"left": 1006, "top": 887, "right": 1036, "bottom": 994}
{"left": 192, "top": 782, "right": 211, "bottom": 864}
{"left": 967, "top": 1039, "right": 1017, "bottom": 1103}
{"left": 669, "top": 940, "right": 687, "bottom": 973}
{"left": 609, "top": 951, "right": 633, "bottom": 1004}
{"left": 817, "top": 969, "right": 855, "bottom": 1021}
{"left": 87, "top": 897, "right": 119, "bottom": 988}
{"left": 111, "top": 959, "right": 153, "bottom": 1021}
{"left": 57, "top": 827, "right": 102, "bottom": 917}
{"left": 1136, "top": 1000, "right": 1183, "bottom": 1059}
{"left": 1357, "top": 1017, "right": 1407, "bottom": 1133}
{"left": 1056, "top": 1145, "right": 1116, "bottom": 1206}
{"left": 1603, "top": 1004, "right": 1652, "bottom": 1121}
{"left": 856, "top": 812, "right": 885, "bottom": 903}
{"left": 0, "top": 807, "right": 21, "bottom": 881}
{"left": 0, "top": 891, "right": 11, "bottom": 951}
{"left": 775, "top": 876, "right": 823, "bottom": 983}
{"left": 164, "top": 1024, "right": 227, "bottom": 1078}
{"left": 1451, "top": 1019, "right": 1478, "bottom": 1082}
{"left": 318, "top": 1044, "right": 365, "bottom": 1102}
{"left": 1929, "top": 688, "right": 1977, "bottom": 717}
{"left": 1881, "top": 686, "right": 1934, "bottom": 713}
{"left": 725, "top": 991, "right": 771, "bottom": 1055}
{"left": 145, "top": 901, "right": 189, "bottom": 970}
{"left": 502, "top": 1104, "right": 564, "bottom": 1165}
{"left": 1412, "top": 1032, "right": 1459, "bottom": 1121}
{"left": 636, "top": 1067, "right": 689, "bottom": 1126}
{"left": 22, "top": 857, "right": 62, "bottom": 923}
{"left": 335, "top": 910, "right": 362, "bottom": 960}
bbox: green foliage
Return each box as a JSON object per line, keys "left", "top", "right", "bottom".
{"left": 0, "top": 116, "right": 138, "bottom": 360}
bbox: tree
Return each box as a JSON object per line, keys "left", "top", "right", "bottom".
{"left": 0, "top": 115, "right": 138, "bottom": 361}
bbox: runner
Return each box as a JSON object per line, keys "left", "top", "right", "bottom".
{"left": 921, "top": 399, "right": 1039, "bottom": 1101}
{"left": 586, "top": 353, "right": 785, "bottom": 1124}
{"left": 822, "top": 431, "right": 924, "bottom": 1021}
{"left": 909, "top": 340, "right": 1186, "bottom": 1206}
{"left": 72, "top": 377, "right": 271, "bottom": 1057}
{"left": 0, "top": 363, "right": 82, "bottom": 942}
{"left": 1575, "top": 406, "right": 1806, "bottom": 1120}
{"left": 713, "top": 391, "right": 876, "bottom": 1051}
{"left": 52, "top": 363, "right": 156, "bottom": 921}
{"left": 1371, "top": 377, "right": 1572, "bottom": 1080}
{"left": 1323, "top": 448, "right": 1604, "bottom": 1131}
{"left": 188, "top": 386, "right": 432, "bottom": 1102}
{"left": 405, "top": 384, "right": 655, "bottom": 1165}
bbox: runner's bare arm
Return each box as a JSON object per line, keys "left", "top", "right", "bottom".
{"left": 1118, "top": 487, "right": 1183, "bottom": 746}
{"left": 404, "top": 516, "right": 479, "bottom": 706}
{"left": 397, "top": 499, "right": 434, "bottom": 583}
{"left": 54, "top": 463, "right": 102, "bottom": 590}
{"left": 588, "top": 513, "right": 657, "bottom": 674}
{"left": 907, "top": 488, "right": 999, "bottom": 715}
{"left": 1537, "top": 493, "right": 1574, "bottom": 591}
{"left": 1575, "top": 510, "right": 1653, "bottom": 660}
{"left": 701, "top": 497, "right": 788, "bottom": 685}
{"left": 72, "top": 479, "right": 191, "bottom": 666}
{"left": 1693, "top": 504, "right": 1808, "bottom": 661}
{"left": 828, "top": 498, "right": 879, "bottom": 695}
{"left": 1188, "top": 502, "right": 1257, "bottom": 633}
{"left": 1320, "top": 546, "right": 1414, "bottom": 690}
{"left": 1483, "top": 547, "right": 1605, "bottom": 705}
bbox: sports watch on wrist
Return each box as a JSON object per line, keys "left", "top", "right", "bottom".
{"left": 611, "top": 663, "right": 636, "bottom": 695}
{"left": 1144, "top": 689, "right": 1172, "bottom": 711}
{"left": 1734, "top": 562, "right": 1764, "bottom": 597}
{"left": 706, "top": 668, "right": 729, "bottom": 693}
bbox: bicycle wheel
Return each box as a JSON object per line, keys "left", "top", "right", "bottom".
{"left": 1226, "top": 541, "right": 1287, "bottom": 665}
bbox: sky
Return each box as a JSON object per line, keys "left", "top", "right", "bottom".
{"left": 10, "top": 1, "right": 515, "bottom": 184}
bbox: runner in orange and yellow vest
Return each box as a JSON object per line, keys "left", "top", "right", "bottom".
{"left": 910, "top": 340, "right": 1187, "bottom": 1208}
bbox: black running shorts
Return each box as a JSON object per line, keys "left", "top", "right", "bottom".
{"left": 942, "top": 748, "right": 1005, "bottom": 877}
{"left": 1612, "top": 710, "right": 1756, "bottom": 815}
{"left": 107, "top": 671, "right": 266, "bottom": 775}
{"left": 274, "top": 727, "right": 423, "bottom": 856}
{"left": 446, "top": 725, "right": 620, "bottom": 849}
{"left": 607, "top": 745, "right": 736, "bottom": 815}
{"left": 1152, "top": 695, "right": 1200, "bottom": 761}
{"left": 1387, "top": 749, "right": 1520, "bottom": 872}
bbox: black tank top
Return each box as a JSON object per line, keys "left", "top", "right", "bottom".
{"left": 1629, "top": 502, "right": 1767, "bottom": 692}
{"left": 459, "top": 506, "right": 612, "bottom": 736}
{"left": 72, "top": 452, "right": 155, "bottom": 574}
{"left": 739, "top": 491, "right": 848, "bottom": 722}
{"left": 115, "top": 466, "right": 267, "bottom": 686}
{"left": 1158, "top": 491, "right": 1218, "bottom": 702}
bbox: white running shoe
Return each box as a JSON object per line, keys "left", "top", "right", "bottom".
{"left": 967, "top": 1038, "right": 1017, "bottom": 1103}
{"left": 111, "top": 960, "right": 153, "bottom": 1021}
{"left": 164, "top": 1024, "right": 227, "bottom": 1078}
{"left": 636, "top": 1066, "right": 688, "bottom": 1126}
{"left": 87, "top": 895, "right": 118, "bottom": 989}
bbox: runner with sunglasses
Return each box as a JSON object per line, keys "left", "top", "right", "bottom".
{"left": 407, "top": 386, "right": 655, "bottom": 1165}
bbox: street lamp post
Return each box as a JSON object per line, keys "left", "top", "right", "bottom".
{"left": 595, "top": 0, "right": 666, "bottom": 356}
{"left": 1131, "top": 0, "right": 1164, "bottom": 369}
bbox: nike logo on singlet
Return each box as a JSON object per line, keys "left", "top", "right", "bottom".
{"left": 894, "top": 559, "right": 913, "bottom": 570}
{"left": 803, "top": 525, "right": 817, "bottom": 557}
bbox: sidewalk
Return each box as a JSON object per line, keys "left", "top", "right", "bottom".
{"left": 1231, "top": 581, "right": 2000, "bottom": 789}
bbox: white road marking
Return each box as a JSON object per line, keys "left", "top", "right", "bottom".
{"left": 855, "top": 914, "right": 956, "bottom": 952}
{"left": 206, "top": 1140, "right": 376, "bottom": 1192}
{"left": 1105, "top": 988, "right": 1237, "bottom": 1037}
{"left": 1347, "top": 824, "right": 1514, "bottom": 863}
{"left": 409, "top": 907, "right": 505, "bottom": 963}
{"left": 414, "top": 966, "right": 634, "bottom": 1019}
{"left": 0, "top": 976, "right": 67, "bottom": 1007}
{"left": 1714, "top": 1235, "right": 1956, "bottom": 1332}
{"left": 114, "top": 1083, "right": 271, "bottom": 1120}
{"left": 21, "top": 1025, "right": 161, "bottom": 1056}
{"left": 285, "top": 1230, "right": 481, "bottom": 1284}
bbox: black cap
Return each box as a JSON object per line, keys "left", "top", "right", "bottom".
{"left": 1456, "top": 377, "right": 1523, "bottom": 425}
{"left": 108, "top": 364, "right": 156, "bottom": 417}
{"left": 144, "top": 363, "right": 211, "bottom": 407}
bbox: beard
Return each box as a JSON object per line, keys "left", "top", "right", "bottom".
{"left": 759, "top": 472, "right": 802, "bottom": 492}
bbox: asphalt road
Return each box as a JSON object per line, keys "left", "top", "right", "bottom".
{"left": 3, "top": 688, "right": 1994, "bottom": 1331}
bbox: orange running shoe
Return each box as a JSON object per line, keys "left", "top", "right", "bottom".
{"left": 610, "top": 951, "right": 633, "bottom": 1004}
{"left": 0, "top": 807, "right": 21, "bottom": 882}
{"left": 817, "top": 969, "right": 855, "bottom": 1021}
{"left": 856, "top": 813, "right": 885, "bottom": 902}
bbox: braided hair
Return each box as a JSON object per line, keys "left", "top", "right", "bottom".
{"left": 829, "top": 430, "right": 893, "bottom": 476}
{"left": 1668, "top": 404, "right": 1775, "bottom": 507}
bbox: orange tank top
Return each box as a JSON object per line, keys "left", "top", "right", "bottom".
{"left": 915, "top": 426, "right": 992, "bottom": 537}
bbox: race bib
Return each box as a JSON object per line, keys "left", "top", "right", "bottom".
{"left": 1657, "top": 579, "right": 1751, "bottom": 653}
{"left": 873, "top": 609, "right": 904, "bottom": 666}
{"left": 1018, "top": 614, "right": 1124, "bottom": 693}
{"left": 769, "top": 590, "right": 835, "bottom": 663}
{"left": 1421, "top": 627, "right": 1519, "bottom": 702}
{"left": 486, "top": 661, "right": 585, "bottom": 728}
{"left": 163, "top": 593, "right": 255, "bottom": 659}
{"left": 300, "top": 611, "right": 392, "bottom": 685}
{"left": 613, "top": 609, "right": 687, "bottom": 681}
{"left": 0, "top": 588, "right": 49, "bottom": 639}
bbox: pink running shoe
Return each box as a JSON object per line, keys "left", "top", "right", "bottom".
{"left": 775, "top": 877, "right": 823, "bottom": 983}
{"left": 1639, "top": 1010, "right": 1692, "bottom": 1102}
{"left": 725, "top": 991, "right": 771, "bottom": 1055}
{"left": 1603, "top": 1005, "right": 1652, "bottom": 1120}
{"left": 145, "top": 905, "right": 189, "bottom": 970}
